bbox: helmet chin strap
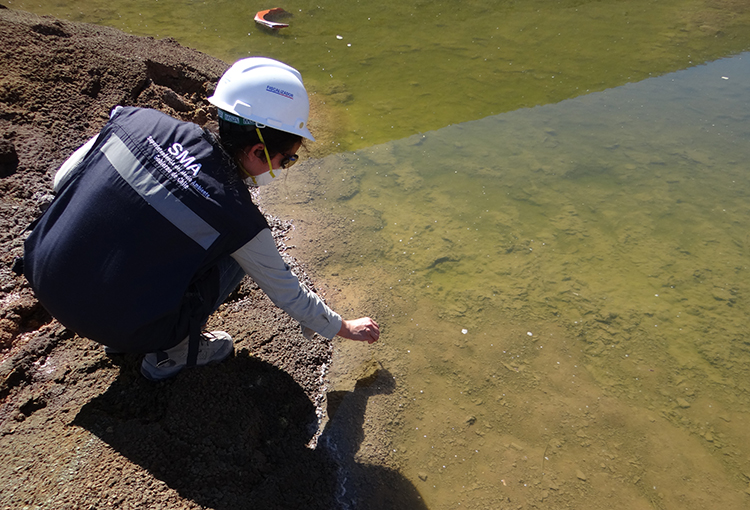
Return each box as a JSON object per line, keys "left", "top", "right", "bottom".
{"left": 255, "top": 127, "right": 276, "bottom": 177}
{"left": 237, "top": 159, "right": 258, "bottom": 186}
{"left": 236, "top": 127, "right": 275, "bottom": 186}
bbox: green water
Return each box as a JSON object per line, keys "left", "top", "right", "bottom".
{"left": 12, "top": 0, "right": 750, "bottom": 507}
{"left": 264, "top": 54, "right": 750, "bottom": 508}
{"left": 11, "top": 0, "right": 750, "bottom": 150}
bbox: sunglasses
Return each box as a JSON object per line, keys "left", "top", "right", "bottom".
{"left": 256, "top": 127, "right": 299, "bottom": 175}
{"left": 280, "top": 153, "right": 299, "bottom": 169}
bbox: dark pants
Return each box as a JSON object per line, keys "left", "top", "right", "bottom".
{"left": 111, "top": 257, "right": 246, "bottom": 353}
{"left": 213, "top": 256, "right": 246, "bottom": 312}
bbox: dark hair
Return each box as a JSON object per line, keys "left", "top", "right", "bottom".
{"left": 218, "top": 119, "right": 302, "bottom": 161}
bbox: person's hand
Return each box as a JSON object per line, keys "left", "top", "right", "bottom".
{"left": 338, "top": 317, "right": 380, "bottom": 344}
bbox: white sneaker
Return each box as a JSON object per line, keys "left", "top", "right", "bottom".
{"left": 140, "top": 331, "right": 234, "bottom": 381}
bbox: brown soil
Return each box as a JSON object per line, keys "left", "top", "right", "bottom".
{"left": 0, "top": 7, "right": 423, "bottom": 509}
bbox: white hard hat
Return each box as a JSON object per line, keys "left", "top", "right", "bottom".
{"left": 208, "top": 57, "right": 315, "bottom": 141}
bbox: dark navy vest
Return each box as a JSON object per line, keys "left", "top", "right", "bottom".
{"left": 24, "top": 107, "right": 267, "bottom": 351}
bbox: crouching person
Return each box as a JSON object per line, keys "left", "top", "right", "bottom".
{"left": 22, "top": 57, "right": 379, "bottom": 381}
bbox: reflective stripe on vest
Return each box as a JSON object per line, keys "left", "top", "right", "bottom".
{"left": 100, "top": 133, "right": 220, "bottom": 250}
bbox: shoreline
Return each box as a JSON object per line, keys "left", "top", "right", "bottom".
{"left": 0, "top": 7, "right": 409, "bottom": 509}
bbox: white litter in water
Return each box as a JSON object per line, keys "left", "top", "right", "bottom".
{"left": 527, "top": 331, "right": 533, "bottom": 336}
{"left": 721, "top": 76, "right": 729, "bottom": 80}
{"left": 336, "top": 35, "right": 343, "bottom": 40}
{"left": 461, "top": 329, "right": 468, "bottom": 334}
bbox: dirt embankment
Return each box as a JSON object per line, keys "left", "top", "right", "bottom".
{"left": 0, "top": 7, "right": 423, "bottom": 510}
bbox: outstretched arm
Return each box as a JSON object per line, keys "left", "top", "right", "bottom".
{"left": 232, "top": 229, "right": 343, "bottom": 339}
{"left": 338, "top": 317, "right": 380, "bottom": 344}
{"left": 232, "top": 230, "right": 381, "bottom": 344}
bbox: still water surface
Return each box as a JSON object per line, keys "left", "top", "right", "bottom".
{"left": 265, "top": 53, "right": 750, "bottom": 508}
{"left": 11, "top": 0, "right": 750, "bottom": 149}
{"left": 11, "top": 0, "right": 750, "bottom": 507}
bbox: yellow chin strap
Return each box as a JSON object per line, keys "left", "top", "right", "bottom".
{"left": 255, "top": 127, "right": 276, "bottom": 177}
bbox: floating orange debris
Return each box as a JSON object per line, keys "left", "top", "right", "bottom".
{"left": 254, "top": 8, "right": 290, "bottom": 30}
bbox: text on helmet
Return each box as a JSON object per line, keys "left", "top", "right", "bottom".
{"left": 266, "top": 85, "right": 294, "bottom": 100}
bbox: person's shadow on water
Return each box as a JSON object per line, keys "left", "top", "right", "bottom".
{"left": 320, "top": 366, "right": 429, "bottom": 510}
{"left": 75, "top": 350, "right": 427, "bottom": 510}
